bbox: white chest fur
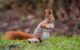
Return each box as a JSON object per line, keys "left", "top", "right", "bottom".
{"left": 47, "top": 23, "right": 54, "bottom": 28}
{"left": 42, "top": 23, "right": 54, "bottom": 39}
{"left": 42, "top": 31, "right": 49, "bottom": 39}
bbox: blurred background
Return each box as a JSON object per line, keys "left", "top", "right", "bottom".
{"left": 0, "top": 0, "right": 80, "bottom": 36}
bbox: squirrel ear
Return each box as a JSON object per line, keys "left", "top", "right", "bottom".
{"left": 45, "top": 9, "right": 49, "bottom": 12}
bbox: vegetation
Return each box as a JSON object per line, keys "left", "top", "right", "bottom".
{"left": 0, "top": 36, "right": 80, "bottom": 50}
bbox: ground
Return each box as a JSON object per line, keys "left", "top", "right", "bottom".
{"left": 0, "top": 35, "right": 80, "bottom": 50}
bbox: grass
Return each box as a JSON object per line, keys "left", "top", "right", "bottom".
{"left": 0, "top": 36, "right": 80, "bottom": 50}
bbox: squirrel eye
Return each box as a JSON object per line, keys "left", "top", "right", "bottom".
{"left": 48, "top": 11, "right": 51, "bottom": 15}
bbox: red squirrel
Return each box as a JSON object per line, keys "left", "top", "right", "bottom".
{"left": 2, "top": 9, "right": 54, "bottom": 42}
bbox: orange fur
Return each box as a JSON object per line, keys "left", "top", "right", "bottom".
{"left": 3, "top": 31, "right": 33, "bottom": 40}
